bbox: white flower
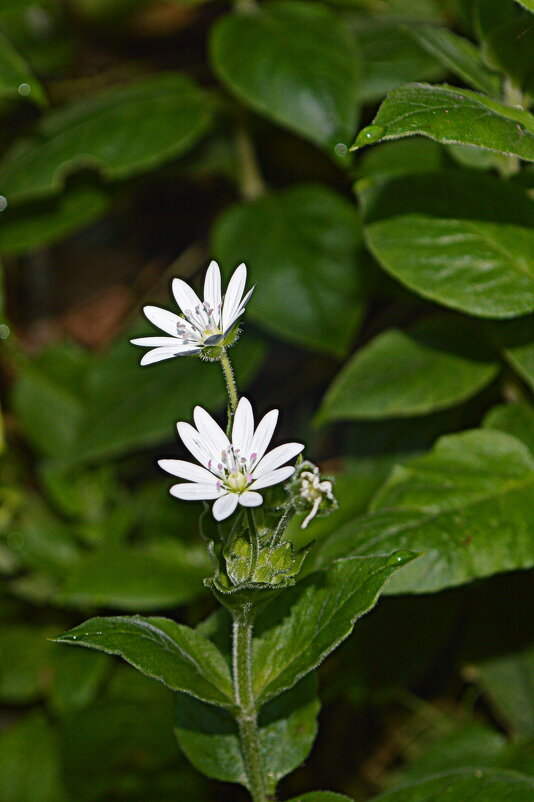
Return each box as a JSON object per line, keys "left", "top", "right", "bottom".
{"left": 158, "top": 397, "right": 304, "bottom": 521}
{"left": 131, "top": 261, "right": 254, "bottom": 365}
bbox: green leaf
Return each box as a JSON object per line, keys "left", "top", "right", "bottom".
{"left": 353, "top": 16, "right": 444, "bottom": 103}
{"left": 476, "top": 0, "right": 534, "bottom": 95}
{"left": 55, "top": 615, "right": 234, "bottom": 708}
{"left": 375, "top": 769, "right": 534, "bottom": 800}
{"left": 352, "top": 83, "right": 534, "bottom": 162}
{"left": 210, "top": 1, "right": 360, "bottom": 149}
{"left": 57, "top": 543, "right": 210, "bottom": 610}
{"left": 487, "top": 317, "right": 534, "bottom": 392}
{"left": 175, "top": 673, "right": 319, "bottom": 790}
{"left": 317, "top": 315, "right": 499, "bottom": 423}
{"left": 318, "top": 429, "right": 534, "bottom": 593}
{"left": 365, "top": 215, "right": 534, "bottom": 318}
{"left": 406, "top": 25, "right": 501, "bottom": 96}
{"left": 0, "top": 30, "right": 46, "bottom": 106}
{"left": 512, "top": 0, "right": 534, "bottom": 10}
{"left": 0, "top": 184, "right": 110, "bottom": 254}
{"left": 252, "top": 552, "right": 415, "bottom": 702}
{"left": 0, "top": 712, "right": 67, "bottom": 802}
{"left": 484, "top": 402, "right": 534, "bottom": 455}
{"left": 213, "top": 185, "right": 364, "bottom": 356}
{"left": 0, "top": 73, "right": 213, "bottom": 204}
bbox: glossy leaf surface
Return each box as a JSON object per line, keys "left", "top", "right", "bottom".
{"left": 318, "top": 316, "right": 499, "bottom": 422}
{"left": 252, "top": 552, "right": 415, "bottom": 702}
{"left": 366, "top": 215, "right": 534, "bottom": 318}
{"left": 352, "top": 83, "right": 534, "bottom": 162}
{"left": 1, "top": 73, "right": 212, "bottom": 203}
{"left": 316, "top": 429, "right": 534, "bottom": 594}
{"left": 211, "top": 1, "right": 360, "bottom": 149}
{"left": 56, "top": 616, "right": 234, "bottom": 708}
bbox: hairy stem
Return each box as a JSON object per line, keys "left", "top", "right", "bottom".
{"left": 270, "top": 502, "right": 295, "bottom": 549}
{"left": 246, "top": 507, "right": 260, "bottom": 581}
{"left": 232, "top": 611, "right": 270, "bottom": 802}
{"left": 220, "top": 348, "right": 239, "bottom": 415}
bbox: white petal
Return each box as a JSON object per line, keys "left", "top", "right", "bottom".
{"left": 158, "top": 459, "right": 216, "bottom": 484}
{"left": 222, "top": 263, "right": 247, "bottom": 332}
{"left": 238, "top": 491, "right": 263, "bottom": 507}
{"left": 232, "top": 397, "right": 254, "bottom": 458}
{"left": 223, "top": 285, "right": 255, "bottom": 335}
{"left": 172, "top": 277, "right": 203, "bottom": 318}
{"left": 140, "top": 346, "right": 199, "bottom": 365}
{"left": 212, "top": 493, "right": 239, "bottom": 521}
{"left": 193, "top": 407, "right": 229, "bottom": 462}
{"left": 253, "top": 442, "right": 304, "bottom": 477}
{"left": 177, "top": 422, "right": 214, "bottom": 470}
{"left": 170, "top": 482, "right": 222, "bottom": 501}
{"left": 249, "top": 409, "right": 278, "bottom": 464}
{"left": 204, "top": 261, "right": 222, "bottom": 326}
{"left": 249, "top": 466, "right": 296, "bottom": 491}
{"left": 131, "top": 336, "right": 188, "bottom": 347}
{"left": 144, "top": 305, "right": 183, "bottom": 336}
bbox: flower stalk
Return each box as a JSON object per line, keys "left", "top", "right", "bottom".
{"left": 232, "top": 609, "right": 270, "bottom": 802}
{"left": 220, "top": 347, "right": 239, "bottom": 415}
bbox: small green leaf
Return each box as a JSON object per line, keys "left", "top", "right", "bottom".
{"left": 0, "top": 30, "right": 46, "bottom": 106}
{"left": 0, "top": 73, "right": 213, "bottom": 203}
{"left": 55, "top": 615, "right": 234, "bottom": 708}
{"left": 366, "top": 215, "right": 534, "bottom": 318}
{"left": 252, "top": 552, "right": 415, "bottom": 702}
{"left": 0, "top": 184, "right": 110, "bottom": 254}
{"left": 210, "top": 1, "right": 360, "bottom": 149}
{"left": 175, "top": 673, "right": 319, "bottom": 790}
{"left": 406, "top": 25, "right": 501, "bottom": 96}
{"left": 317, "top": 429, "right": 534, "bottom": 594}
{"left": 352, "top": 83, "right": 534, "bottom": 162}
{"left": 213, "top": 184, "right": 364, "bottom": 357}
{"left": 317, "top": 315, "right": 499, "bottom": 423}
{"left": 512, "top": 0, "right": 534, "bottom": 10}
{"left": 374, "top": 769, "right": 534, "bottom": 800}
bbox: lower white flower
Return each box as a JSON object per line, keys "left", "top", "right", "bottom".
{"left": 131, "top": 260, "right": 254, "bottom": 365}
{"left": 159, "top": 397, "right": 304, "bottom": 521}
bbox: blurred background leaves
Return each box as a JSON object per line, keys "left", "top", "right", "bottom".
{"left": 1, "top": 0, "right": 534, "bottom": 799}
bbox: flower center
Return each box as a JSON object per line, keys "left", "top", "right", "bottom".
{"left": 178, "top": 302, "right": 224, "bottom": 347}
{"left": 210, "top": 445, "right": 257, "bottom": 495}
{"left": 226, "top": 472, "right": 249, "bottom": 492}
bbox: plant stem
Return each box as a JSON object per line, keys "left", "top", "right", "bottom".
{"left": 235, "top": 123, "right": 266, "bottom": 201}
{"left": 270, "top": 502, "right": 295, "bottom": 549}
{"left": 232, "top": 611, "right": 270, "bottom": 802}
{"left": 220, "top": 348, "right": 239, "bottom": 415}
{"left": 246, "top": 507, "right": 260, "bottom": 581}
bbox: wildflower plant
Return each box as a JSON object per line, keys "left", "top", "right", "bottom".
{"left": 56, "top": 262, "right": 414, "bottom": 802}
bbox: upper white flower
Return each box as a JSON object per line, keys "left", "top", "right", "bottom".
{"left": 159, "top": 397, "right": 305, "bottom": 521}
{"left": 131, "top": 261, "right": 254, "bottom": 365}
